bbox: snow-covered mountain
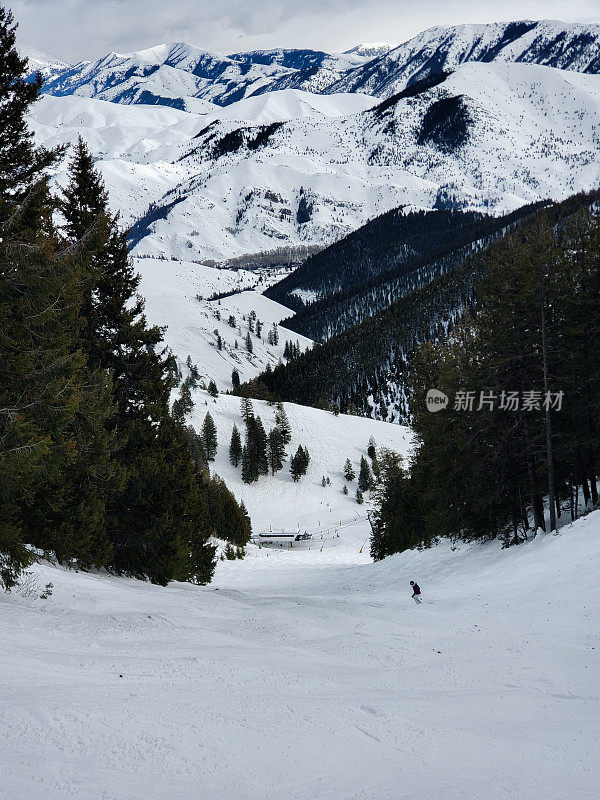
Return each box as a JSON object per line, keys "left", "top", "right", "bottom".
{"left": 35, "top": 42, "right": 383, "bottom": 110}
{"left": 28, "top": 87, "right": 378, "bottom": 248}
{"left": 326, "top": 19, "right": 600, "bottom": 98}
{"left": 32, "top": 61, "right": 600, "bottom": 266}
{"left": 21, "top": 46, "right": 69, "bottom": 81}
{"left": 25, "top": 23, "right": 600, "bottom": 383}
{"left": 232, "top": 46, "right": 391, "bottom": 97}
{"left": 32, "top": 21, "right": 600, "bottom": 115}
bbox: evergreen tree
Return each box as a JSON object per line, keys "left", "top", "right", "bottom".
{"left": 356, "top": 488, "right": 364, "bottom": 504}
{"left": 358, "top": 456, "right": 373, "bottom": 492}
{"left": 0, "top": 9, "right": 249, "bottom": 588}
{"left": 61, "top": 138, "right": 169, "bottom": 400}
{"left": 0, "top": 13, "right": 123, "bottom": 580}
{"left": 0, "top": 10, "right": 66, "bottom": 586}
{"left": 0, "top": 8, "right": 58, "bottom": 207}
{"left": 172, "top": 383, "right": 193, "bottom": 423}
{"left": 58, "top": 138, "right": 213, "bottom": 582}
{"left": 208, "top": 380, "right": 218, "bottom": 398}
{"left": 245, "top": 331, "right": 253, "bottom": 353}
{"left": 182, "top": 425, "right": 207, "bottom": 469}
{"left": 231, "top": 369, "right": 240, "bottom": 390}
{"left": 241, "top": 445, "right": 253, "bottom": 484}
{"left": 0, "top": 185, "right": 117, "bottom": 581}
{"left": 240, "top": 396, "right": 254, "bottom": 423}
{"left": 268, "top": 427, "right": 286, "bottom": 474}
{"left": 201, "top": 412, "right": 218, "bottom": 461}
{"left": 202, "top": 475, "right": 251, "bottom": 547}
{"left": 369, "top": 451, "right": 422, "bottom": 560}
{"left": 274, "top": 402, "right": 292, "bottom": 445}
{"left": 371, "top": 453, "right": 381, "bottom": 480}
{"left": 385, "top": 202, "right": 600, "bottom": 556}
{"left": 290, "top": 450, "right": 303, "bottom": 482}
{"left": 224, "top": 542, "right": 236, "bottom": 560}
{"left": 253, "top": 416, "right": 269, "bottom": 476}
{"left": 290, "top": 445, "right": 310, "bottom": 481}
{"left": 343, "top": 458, "right": 355, "bottom": 482}
{"left": 241, "top": 415, "right": 268, "bottom": 483}
{"left": 229, "top": 424, "right": 243, "bottom": 467}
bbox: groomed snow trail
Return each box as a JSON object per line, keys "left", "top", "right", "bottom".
{"left": 2, "top": 508, "right": 599, "bottom": 799}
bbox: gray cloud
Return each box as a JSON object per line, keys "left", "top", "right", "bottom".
{"left": 10, "top": 0, "right": 600, "bottom": 62}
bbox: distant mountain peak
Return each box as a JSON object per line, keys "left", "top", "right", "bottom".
{"left": 20, "top": 45, "right": 69, "bottom": 71}
{"left": 344, "top": 43, "right": 392, "bottom": 57}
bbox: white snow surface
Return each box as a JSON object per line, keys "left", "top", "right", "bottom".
{"left": 329, "top": 19, "right": 600, "bottom": 97}
{"left": 2, "top": 477, "right": 599, "bottom": 798}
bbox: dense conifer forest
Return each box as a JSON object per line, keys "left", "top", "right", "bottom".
{"left": 250, "top": 192, "right": 599, "bottom": 422}
{"left": 264, "top": 204, "right": 547, "bottom": 341}
{"left": 0, "top": 11, "right": 249, "bottom": 590}
{"left": 370, "top": 204, "right": 600, "bottom": 557}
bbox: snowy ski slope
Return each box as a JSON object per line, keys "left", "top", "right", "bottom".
{"left": 189, "top": 391, "right": 413, "bottom": 534}
{"left": 2, "top": 496, "right": 598, "bottom": 799}
{"left": 138, "top": 282, "right": 313, "bottom": 390}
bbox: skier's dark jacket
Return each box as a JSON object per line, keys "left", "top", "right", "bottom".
{"left": 412, "top": 583, "right": 421, "bottom": 595}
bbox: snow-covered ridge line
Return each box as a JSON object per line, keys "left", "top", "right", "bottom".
{"left": 30, "top": 19, "right": 600, "bottom": 114}
{"left": 326, "top": 18, "right": 600, "bottom": 98}
{"left": 29, "top": 60, "right": 600, "bottom": 274}
{"left": 33, "top": 41, "right": 384, "bottom": 110}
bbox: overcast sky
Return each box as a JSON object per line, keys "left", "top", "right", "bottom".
{"left": 10, "top": 0, "right": 600, "bottom": 62}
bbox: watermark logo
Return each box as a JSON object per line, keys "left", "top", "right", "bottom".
{"left": 426, "top": 389, "right": 564, "bottom": 412}
{"left": 426, "top": 388, "right": 449, "bottom": 412}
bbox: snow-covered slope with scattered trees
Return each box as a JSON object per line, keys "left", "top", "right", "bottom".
{"left": 327, "top": 19, "right": 600, "bottom": 97}
{"left": 142, "top": 279, "right": 313, "bottom": 391}
{"left": 187, "top": 390, "right": 412, "bottom": 531}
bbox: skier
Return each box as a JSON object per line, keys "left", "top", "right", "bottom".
{"left": 410, "top": 580, "right": 422, "bottom": 604}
